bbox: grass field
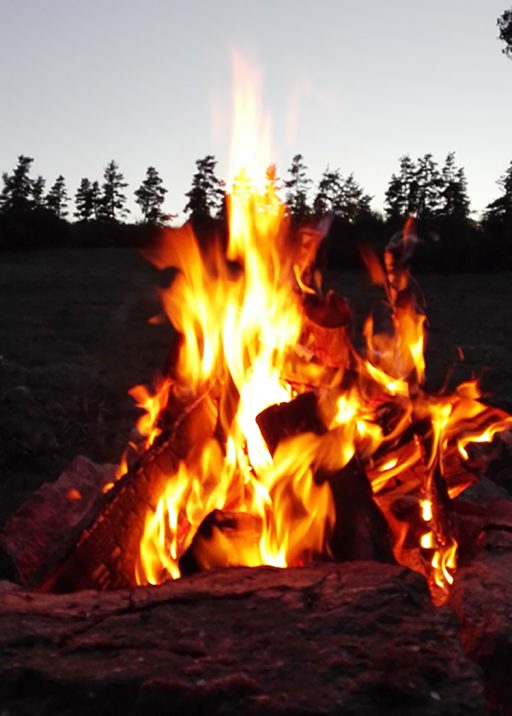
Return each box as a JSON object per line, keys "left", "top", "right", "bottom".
{"left": 1, "top": 247, "right": 511, "bottom": 526}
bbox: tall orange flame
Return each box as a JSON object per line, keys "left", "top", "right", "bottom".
{"left": 126, "top": 58, "right": 512, "bottom": 605}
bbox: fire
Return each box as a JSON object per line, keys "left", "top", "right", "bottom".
{"left": 129, "top": 378, "right": 172, "bottom": 449}
{"left": 124, "top": 58, "right": 512, "bottom": 605}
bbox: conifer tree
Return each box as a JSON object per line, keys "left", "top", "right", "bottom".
{"left": 384, "top": 155, "right": 418, "bottom": 220}
{"left": 45, "top": 175, "right": 68, "bottom": 218}
{"left": 384, "top": 173, "right": 406, "bottom": 220}
{"left": 184, "top": 155, "right": 224, "bottom": 219}
{"left": 313, "top": 168, "right": 342, "bottom": 215}
{"left": 134, "top": 166, "right": 168, "bottom": 224}
{"left": 414, "top": 153, "right": 443, "bottom": 220}
{"left": 31, "top": 176, "right": 46, "bottom": 208}
{"left": 385, "top": 154, "right": 446, "bottom": 221}
{"left": 484, "top": 160, "right": 512, "bottom": 224}
{"left": 98, "top": 160, "right": 129, "bottom": 222}
{"left": 313, "top": 169, "right": 371, "bottom": 222}
{"left": 284, "top": 154, "right": 311, "bottom": 221}
{"left": 439, "top": 152, "right": 470, "bottom": 218}
{"left": 90, "top": 181, "right": 100, "bottom": 218}
{"left": 0, "top": 155, "right": 34, "bottom": 212}
{"left": 399, "top": 155, "right": 419, "bottom": 215}
{"left": 74, "top": 178, "right": 101, "bottom": 221}
{"left": 336, "top": 174, "right": 372, "bottom": 223}
{"left": 498, "top": 7, "right": 512, "bottom": 57}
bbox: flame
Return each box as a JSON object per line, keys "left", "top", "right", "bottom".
{"left": 228, "top": 52, "right": 272, "bottom": 193}
{"left": 133, "top": 57, "right": 335, "bottom": 585}
{"left": 129, "top": 378, "right": 172, "bottom": 449}
{"left": 125, "top": 57, "right": 512, "bottom": 606}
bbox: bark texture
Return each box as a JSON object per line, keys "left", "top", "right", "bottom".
{"left": 0, "top": 456, "right": 116, "bottom": 586}
{"left": 0, "top": 563, "right": 486, "bottom": 716}
{"left": 450, "top": 507, "right": 512, "bottom": 715}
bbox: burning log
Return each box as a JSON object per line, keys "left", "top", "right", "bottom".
{"left": 37, "top": 392, "right": 218, "bottom": 593}
{"left": 256, "top": 392, "right": 325, "bottom": 454}
{"left": 323, "top": 457, "right": 396, "bottom": 564}
{"left": 257, "top": 394, "right": 395, "bottom": 564}
{"left": 0, "top": 456, "right": 116, "bottom": 586}
{"left": 38, "top": 443, "right": 181, "bottom": 592}
{"left": 300, "top": 290, "right": 353, "bottom": 368}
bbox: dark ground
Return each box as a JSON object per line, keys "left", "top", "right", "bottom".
{"left": 0, "top": 247, "right": 511, "bottom": 528}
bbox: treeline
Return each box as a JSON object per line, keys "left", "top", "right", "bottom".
{"left": 0, "top": 157, "right": 171, "bottom": 250}
{"left": 0, "top": 153, "right": 511, "bottom": 272}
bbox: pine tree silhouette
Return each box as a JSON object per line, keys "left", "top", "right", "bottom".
{"left": 284, "top": 154, "right": 311, "bottom": 221}
{"left": 98, "top": 160, "right": 129, "bottom": 222}
{"left": 135, "top": 166, "right": 170, "bottom": 224}
{"left": 0, "top": 155, "right": 35, "bottom": 212}
{"left": 75, "top": 178, "right": 101, "bottom": 221}
{"left": 184, "top": 155, "right": 224, "bottom": 219}
{"left": 45, "top": 175, "right": 68, "bottom": 218}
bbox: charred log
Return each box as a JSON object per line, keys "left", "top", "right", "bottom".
{"left": 37, "top": 394, "right": 218, "bottom": 593}
{"left": 322, "top": 457, "right": 396, "bottom": 564}
{"left": 37, "top": 443, "right": 181, "bottom": 592}
{"left": 256, "top": 392, "right": 325, "bottom": 455}
{"left": 300, "top": 290, "right": 353, "bottom": 368}
{"left": 0, "top": 456, "right": 116, "bottom": 586}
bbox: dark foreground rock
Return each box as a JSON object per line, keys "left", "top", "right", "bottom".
{"left": 0, "top": 456, "right": 117, "bottom": 586}
{"left": 451, "top": 524, "right": 512, "bottom": 715}
{"left": 0, "top": 563, "right": 486, "bottom": 716}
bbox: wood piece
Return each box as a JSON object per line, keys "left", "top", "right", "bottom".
{"left": 299, "top": 290, "right": 353, "bottom": 368}
{"left": 38, "top": 393, "right": 218, "bottom": 593}
{"left": 38, "top": 441, "right": 181, "bottom": 592}
{"left": 323, "top": 457, "right": 396, "bottom": 564}
{"left": 412, "top": 420, "right": 458, "bottom": 601}
{"left": 0, "top": 456, "right": 116, "bottom": 585}
{"left": 256, "top": 392, "right": 325, "bottom": 455}
{"left": 453, "top": 497, "right": 512, "bottom": 566}
{"left": 452, "top": 500, "right": 486, "bottom": 564}
{"left": 257, "top": 397, "right": 395, "bottom": 564}
{"left": 0, "top": 563, "right": 486, "bottom": 715}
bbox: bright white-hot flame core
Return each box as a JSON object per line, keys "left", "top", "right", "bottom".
{"left": 228, "top": 52, "right": 272, "bottom": 195}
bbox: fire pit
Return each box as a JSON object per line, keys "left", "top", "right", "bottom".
{"left": 1, "top": 62, "right": 512, "bottom": 715}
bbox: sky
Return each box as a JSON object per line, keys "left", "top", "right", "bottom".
{"left": 1, "top": 0, "right": 511, "bottom": 221}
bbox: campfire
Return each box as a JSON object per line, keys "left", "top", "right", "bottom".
{"left": 110, "top": 193, "right": 512, "bottom": 608}
{"left": 3, "top": 61, "right": 512, "bottom": 611}
{"left": 3, "top": 60, "right": 512, "bottom": 716}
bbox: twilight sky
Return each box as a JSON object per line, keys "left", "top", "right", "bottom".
{"left": 1, "top": 0, "right": 511, "bottom": 220}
